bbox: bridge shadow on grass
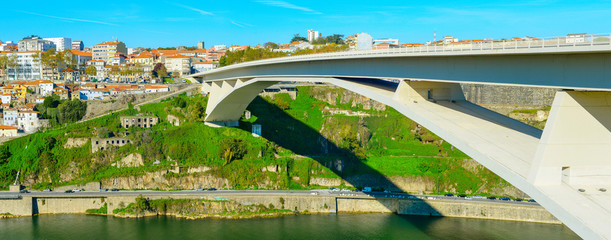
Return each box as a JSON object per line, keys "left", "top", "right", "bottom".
{"left": 337, "top": 77, "right": 542, "bottom": 139}
{"left": 239, "top": 96, "right": 442, "bottom": 217}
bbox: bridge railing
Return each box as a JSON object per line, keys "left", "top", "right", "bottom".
{"left": 249, "top": 33, "right": 611, "bottom": 64}
{"left": 198, "top": 33, "right": 611, "bottom": 73}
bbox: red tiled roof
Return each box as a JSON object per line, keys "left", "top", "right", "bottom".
{"left": 0, "top": 125, "right": 18, "bottom": 130}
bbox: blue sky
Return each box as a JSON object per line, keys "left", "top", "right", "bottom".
{"left": 1, "top": 0, "right": 610, "bottom": 48}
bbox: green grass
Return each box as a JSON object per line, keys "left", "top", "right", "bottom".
{"left": 86, "top": 203, "right": 108, "bottom": 214}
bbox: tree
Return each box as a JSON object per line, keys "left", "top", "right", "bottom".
{"left": 219, "top": 138, "right": 247, "bottom": 165}
{"left": 191, "top": 102, "right": 205, "bottom": 121}
{"left": 0, "top": 145, "right": 11, "bottom": 164}
{"left": 0, "top": 54, "right": 18, "bottom": 80}
{"left": 152, "top": 63, "right": 168, "bottom": 80}
{"left": 0, "top": 55, "right": 8, "bottom": 80}
{"left": 58, "top": 99, "right": 87, "bottom": 123}
{"left": 325, "top": 34, "right": 345, "bottom": 44}
{"left": 264, "top": 42, "right": 279, "bottom": 49}
{"left": 85, "top": 65, "right": 97, "bottom": 78}
{"left": 290, "top": 34, "right": 307, "bottom": 43}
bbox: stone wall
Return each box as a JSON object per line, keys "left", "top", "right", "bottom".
{"left": 0, "top": 196, "right": 32, "bottom": 216}
{"left": 461, "top": 84, "right": 557, "bottom": 106}
{"left": 337, "top": 197, "right": 560, "bottom": 224}
{"left": 0, "top": 193, "right": 559, "bottom": 224}
{"left": 120, "top": 116, "right": 159, "bottom": 129}
{"left": 91, "top": 137, "right": 132, "bottom": 153}
{"left": 35, "top": 197, "right": 105, "bottom": 214}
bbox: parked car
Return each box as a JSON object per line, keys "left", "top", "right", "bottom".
{"left": 65, "top": 190, "right": 74, "bottom": 193}
{"left": 196, "top": 188, "right": 204, "bottom": 191}
{"left": 100, "top": 189, "right": 108, "bottom": 192}
{"left": 72, "top": 188, "right": 81, "bottom": 192}
{"left": 528, "top": 199, "right": 536, "bottom": 203}
{"left": 20, "top": 190, "right": 30, "bottom": 193}
{"left": 444, "top": 193, "right": 454, "bottom": 197}
{"left": 111, "top": 188, "right": 119, "bottom": 192}
{"left": 43, "top": 189, "right": 52, "bottom": 192}
{"left": 458, "top": 194, "right": 467, "bottom": 198}
{"left": 500, "top": 197, "right": 511, "bottom": 201}
{"left": 487, "top": 196, "right": 496, "bottom": 200}
{"left": 515, "top": 198, "right": 523, "bottom": 202}
{"left": 207, "top": 188, "right": 217, "bottom": 191}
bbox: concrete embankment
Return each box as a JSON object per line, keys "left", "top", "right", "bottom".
{"left": 0, "top": 193, "right": 560, "bottom": 224}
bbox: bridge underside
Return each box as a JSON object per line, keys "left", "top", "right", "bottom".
{"left": 201, "top": 76, "right": 611, "bottom": 239}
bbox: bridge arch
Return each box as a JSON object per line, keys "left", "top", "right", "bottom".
{"left": 194, "top": 46, "right": 611, "bottom": 239}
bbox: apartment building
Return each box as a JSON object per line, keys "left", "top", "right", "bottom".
{"left": 92, "top": 41, "right": 127, "bottom": 63}
{"left": 18, "top": 35, "right": 55, "bottom": 52}
{"left": 164, "top": 55, "right": 193, "bottom": 76}
{"left": 44, "top": 37, "right": 71, "bottom": 52}
{"left": 4, "top": 51, "right": 44, "bottom": 80}
{"left": 72, "top": 40, "right": 84, "bottom": 51}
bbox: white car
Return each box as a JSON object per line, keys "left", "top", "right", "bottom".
{"left": 72, "top": 188, "right": 81, "bottom": 192}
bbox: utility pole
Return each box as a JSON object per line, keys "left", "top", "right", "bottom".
{"left": 13, "top": 171, "right": 20, "bottom": 185}
{"left": 434, "top": 29, "right": 437, "bottom": 43}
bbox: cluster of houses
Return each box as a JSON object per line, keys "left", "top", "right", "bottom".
{"left": 0, "top": 36, "right": 224, "bottom": 82}
{"left": 0, "top": 79, "right": 170, "bottom": 137}
{"left": 77, "top": 83, "right": 168, "bottom": 100}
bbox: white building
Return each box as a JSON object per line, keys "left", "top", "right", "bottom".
{"left": 3, "top": 109, "right": 18, "bottom": 126}
{"left": 39, "top": 80, "right": 55, "bottom": 97}
{"left": 144, "top": 86, "right": 169, "bottom": 93}
{"left": 193, "top": 62, "right": 216, "bottom": 73}
{"left": 566, "top": 33, "right": 587, "bottom": 44}
{"left": 307, "top": 29, "right": 320, "bottom": 42}
{"left": 6, "top": 51, "right": 44, "bottom": 80}
{"left": 44, "top": 37, "right": 72, "bottom": 52}
{"left": 0, "top": 125, "right": 18, "bottom": 137}
{"left": 374, "top": 38, "right": 399, "bottom": 45}
{"left": 17, "top": 111, "right": 40, "bottom": 132}
{"left": 79, "top": 89, "right": 110, "bottom": 100}
{"left": 87, "top": 60, "right": 107, "bottom": 79}
{"left": 213, "top": 45, "right": 227, "bottom": 51}
{"left": 354, "top": 33, "right": 373, "bottom": 50}
{"left": 0, "top": 41, "right": 17, "bottom": 51}
{"left": 18, "top": 36, "right": 55, "bottom": 52}
{"left": 1, "top": 93, "right": 11, "bottom": 105}
{"left": 164, "top": 56, "right": 193, "bottom": 76}
{"left": 72, "top": 40, "right": 84, "bottom": 51}
{"left": 442, "top": 36, "right": 459, "bottom": 44}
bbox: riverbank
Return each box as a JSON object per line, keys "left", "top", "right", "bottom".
{"left": 0, "top": 191, "right": 560, "bottom": 224}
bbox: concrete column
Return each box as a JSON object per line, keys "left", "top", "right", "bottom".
{"left": 529, "top": 91, "right": 611, "bottom": 185}
{"left": 204, "top": 79, "right": 280, "bottom": 125}
{"left": 205, "top": 80, "right": 235, "bottom": 116}
{"left": 393, "top": 80, "right": 465, "bottom": 103}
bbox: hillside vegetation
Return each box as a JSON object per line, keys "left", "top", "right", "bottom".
{"left": 0, "top": 86, "right": 522, "bottom": 197}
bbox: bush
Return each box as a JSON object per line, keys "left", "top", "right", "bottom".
{"left": 219, "top": 138, "right": 247, "bottom": 165}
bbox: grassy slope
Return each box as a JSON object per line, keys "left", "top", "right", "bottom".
{"left": 1, "top": 87, "right": 512, "bottom": 195}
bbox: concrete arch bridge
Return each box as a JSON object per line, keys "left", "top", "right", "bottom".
{"left": 189, "top": 41, "right": 611, "bottom": 239}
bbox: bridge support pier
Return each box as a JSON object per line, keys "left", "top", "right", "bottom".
{"left": 393, "top": 80, "right": 465, "bottom": 102}
{"left": 529, "top": 91, "right": 611, "bottom": 186}
{"left": 203, "top": 78, "right": 278, "bottom": 124}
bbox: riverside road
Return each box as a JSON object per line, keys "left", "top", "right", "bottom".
{"left": 0, "top": 190, "right": 539, "bottom": 207}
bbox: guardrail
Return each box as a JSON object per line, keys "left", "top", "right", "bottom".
{"left": 215, "top": 33, "right": 611, "bottom": 69}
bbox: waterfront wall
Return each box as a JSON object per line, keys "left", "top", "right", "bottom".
{"left": 34, "top": 197, "right": 106, "bottom": 214}
{"left": 337, "top": 197, "right": 560, "bottom": 224}
{"left": 0, "top": 194, "right": 559, "bottom": 224}
{"left": 0, "top": 197, "right": 32, "bottom": 216}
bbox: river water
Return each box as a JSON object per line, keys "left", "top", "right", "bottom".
{"left": 0, "top": 214, "right": 580, "bottom": 240}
